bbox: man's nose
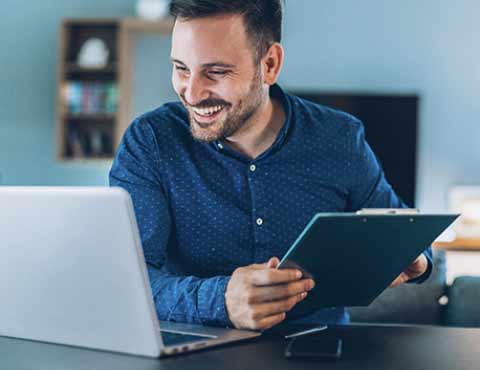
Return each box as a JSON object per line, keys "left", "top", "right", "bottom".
{"left": 184, "top": 74, "right": 210, "bottom": 106}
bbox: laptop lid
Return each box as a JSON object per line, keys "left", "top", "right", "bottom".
{"left": 0, "top": 187, "right": 163, "bottom": 357}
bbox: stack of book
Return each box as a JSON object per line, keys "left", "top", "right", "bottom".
{"left": 63, "top": 81, "right": 118, "bottom": 115}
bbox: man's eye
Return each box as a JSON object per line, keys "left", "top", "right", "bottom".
{"left": 174, "top": 65, "right": 188, "bottom": 72}
{"left": 209, "top": 70, "right": 228, "bottom": 76}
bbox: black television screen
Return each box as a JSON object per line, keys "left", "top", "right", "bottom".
{"left": 291, "top": 92, "right": 418, "bottom": 207}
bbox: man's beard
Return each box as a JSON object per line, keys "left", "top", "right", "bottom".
{"left": 182, "top": 69, "right": 264, "bottom": 142}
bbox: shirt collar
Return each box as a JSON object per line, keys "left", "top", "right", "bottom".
{"left": 268, "top": 83, "right": 292, "bottom": 152}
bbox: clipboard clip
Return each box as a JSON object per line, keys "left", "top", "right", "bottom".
{"left": 356, "top": 208, "right": 420, "bottom": 215}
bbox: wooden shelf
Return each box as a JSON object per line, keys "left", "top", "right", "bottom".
{"left": 57, "top": 17, "right": 175, "bottom": 161}
{"left": 121, "top": 17, "right": 174, "bottom": 33}
{"left": 60, "top": 156, "right": 114, "bottom": 163}
{"left": 65, "top": 113, "right": 116, "bottom": 122}
{"left": 63, "top": 19, "right": 118, "bottom": 26}
{"left": 66, "top": 63, "right": 117, "bottom": 74}
{"left": 433, "top": 238, "right": 480, "bottom": 251}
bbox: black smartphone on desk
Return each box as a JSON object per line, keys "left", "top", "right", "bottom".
{"left": 285, "top": 334, "right": 342, "bottom": 359}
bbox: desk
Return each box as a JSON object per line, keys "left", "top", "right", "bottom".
{"left": 1, "top": 324, "right": 479, "bottom": 370}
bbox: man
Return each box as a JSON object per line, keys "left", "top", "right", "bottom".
{"left": 109, "top": 0, "right": 431, "bottom": 331}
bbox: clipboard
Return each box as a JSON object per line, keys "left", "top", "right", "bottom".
{"left": 278, "top": 211, "right": 459, "bottom": 318}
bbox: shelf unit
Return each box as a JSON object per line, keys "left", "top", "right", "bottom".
{"left": 57, "top": 17, "right": 174, "bottom": 161}
{"left": 433, "top": 238, "right": 480, "bottom": 251}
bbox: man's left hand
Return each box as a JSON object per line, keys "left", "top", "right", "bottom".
{"left": 389, "top": 253, "right": 428, "bottom": 288}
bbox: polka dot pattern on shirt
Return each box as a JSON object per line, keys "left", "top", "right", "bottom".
{"left": 109, "top": 84, "right": 415, "bottom": 326}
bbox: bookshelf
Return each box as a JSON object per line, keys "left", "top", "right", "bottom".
{"left": 57, "top": 18, "right": 174, "bottom": 161}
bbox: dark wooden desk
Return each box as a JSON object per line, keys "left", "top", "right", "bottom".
{"left": 1, "top": 324, "right": 479, "bottom": 370}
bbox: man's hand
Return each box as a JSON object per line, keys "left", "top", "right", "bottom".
{"left": 389, "top": 253, "right": 428, "bottom": 288}
{"left": 225, "top": 257, "right": 315, "bottom": 331}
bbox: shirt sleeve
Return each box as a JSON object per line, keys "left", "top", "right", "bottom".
{"left": 345, "top": 119, "right": 433, "bottom": 284}
{"left": 109, "top": 118, "right": 232, "bottom": 327}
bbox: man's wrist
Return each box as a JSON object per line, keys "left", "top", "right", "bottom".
{"left": 197, "top": 275, "right": 233, "bottom": 327}
{"left": 407, "top": 253, "right": 433, "bottom": 284}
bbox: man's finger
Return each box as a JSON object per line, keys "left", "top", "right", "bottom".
{"left": 249, "top": 279, "right": 315, "bottom": 303}
{"left": 248, "top": 257, "right": 281, "bottom": 270}
{"left": 389, "top": 272, "right": 408, "bottom": 288}
{"left": 252, "top": 292, "right": 307, "bottom": 320}
{"left": 251, "top": 267, "right": 302, "bottom": 286}
{"left": 255, "top": 312, "right": 286, "bottom": 331}
{"left": 267, "top": 257, "right": 280, "bottom": 268}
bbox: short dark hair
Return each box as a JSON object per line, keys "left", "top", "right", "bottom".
{"left": 170, "top": 0, "right": 284, "bottom": 61}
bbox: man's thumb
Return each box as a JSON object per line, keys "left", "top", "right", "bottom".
{"left": 267, "top": 257, "right": 280, "bottom": 268}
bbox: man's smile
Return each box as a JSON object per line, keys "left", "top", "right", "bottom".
{"left": 192, "top": 105, "right": 227, "bottom": 125}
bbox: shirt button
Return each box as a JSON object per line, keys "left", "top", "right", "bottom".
{"left": 249, "top": 164, "right": 256, "bottom": 172}
{"left": 218, "top": 143, "right": 224, "bottom": 149}
{"left": 256, "top": 218, "right": 263, "bottom": 226}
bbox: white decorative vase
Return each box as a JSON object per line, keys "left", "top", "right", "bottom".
{"left": 136, "top": 0, "right": 170, "bottom": 21}
{"left": 77, "top": 38, "right": 109, "bottom": 69}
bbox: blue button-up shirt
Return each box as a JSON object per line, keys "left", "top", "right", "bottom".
{"left": 109, "top": 84, "right": 432, "bottom": 327}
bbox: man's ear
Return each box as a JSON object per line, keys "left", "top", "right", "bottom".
{"left": 261, "top": 43, "right": 284, "bottom": 86}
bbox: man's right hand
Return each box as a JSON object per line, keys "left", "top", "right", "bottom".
{"left": 224, "top": 257, "right": 315, "bottom": 331}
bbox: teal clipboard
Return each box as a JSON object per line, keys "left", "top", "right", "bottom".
{"left": 278, "top": 213, "right": 459, "bottom": 318}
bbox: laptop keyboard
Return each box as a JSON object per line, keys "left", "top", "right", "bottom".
{"left": 161, "top": 331, "right": 211, "bottom": 346}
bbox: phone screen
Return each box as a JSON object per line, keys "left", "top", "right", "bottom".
{"left": 285, "top": 334, "right": 342, "bottom": 359}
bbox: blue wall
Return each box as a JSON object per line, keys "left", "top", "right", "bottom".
{"left": 2, "top": 0, "right": 480, "bottom": 211}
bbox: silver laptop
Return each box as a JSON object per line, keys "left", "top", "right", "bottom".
{"left": 0, "top": 187, "right": 260, "bottom": 357}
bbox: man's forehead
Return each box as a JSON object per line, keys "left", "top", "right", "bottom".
{"left": 171, "top": 13, "right": 252, "bottom": 66}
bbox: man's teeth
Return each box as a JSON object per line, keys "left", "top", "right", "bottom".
{"left": 192, "top": 105, "right": 224, "bottom": 116}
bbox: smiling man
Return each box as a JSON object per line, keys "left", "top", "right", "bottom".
{"left": 109, "top": 0, "right": 431, "bottom": 331}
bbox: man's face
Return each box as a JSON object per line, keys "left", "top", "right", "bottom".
{"left": 171, "top": 14, "right": 266, "bottom": 142}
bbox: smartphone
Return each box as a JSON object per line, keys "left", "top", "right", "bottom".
{"left": 285, "top": 334, "right": 342, "bottom": 359}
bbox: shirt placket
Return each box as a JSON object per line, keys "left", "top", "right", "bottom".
{"left": 246, "top": 160, "right": 266, "bottom": 262}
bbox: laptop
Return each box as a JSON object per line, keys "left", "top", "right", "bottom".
{"left": 0, "top": 187, "right": 260, "bottom": 357}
